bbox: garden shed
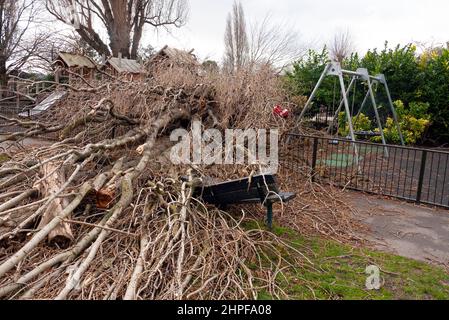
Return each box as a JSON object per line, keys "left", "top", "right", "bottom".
{"left": 53, "top": 52, "right": 97, "bottom": 84}
{"left": 103, "top": 55, "right": 146, "bottom": 81}
{"left": 149, "top": 46, "right": 199, "bottom": 71}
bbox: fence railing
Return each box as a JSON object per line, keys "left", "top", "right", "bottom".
{"left": 0, "top": 104, "right": 60, "bottom": 141}
{"left": 0, "top": 103, "right": 36, "bottom": 134}
{"left": 285, "top": 133, "right": 449, "bottom": 208}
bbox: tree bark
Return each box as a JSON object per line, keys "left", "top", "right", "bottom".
{"left": 35, "top": 163, "right": 74, "bottom": 247}
{"left": 0, "top": 57, "right": 8, "bottom": 99}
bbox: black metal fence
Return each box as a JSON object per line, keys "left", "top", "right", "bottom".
{"left": 302, "top": 104, "right": 336, "bottom": 129}
{"left": 285, "top": 134, "right": 449, "bottom": 208}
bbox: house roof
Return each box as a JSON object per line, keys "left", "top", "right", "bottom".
{"left": 153, "top": 46, "right": 199, "bottom": 66}
{"left": 106, "top": 57, "right": 145, "bottom": 74}
{"left": 55, "top": 52, "right": 96, "bottom": 69}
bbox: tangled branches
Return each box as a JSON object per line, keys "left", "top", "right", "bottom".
{"left": 0, "top": 64, "right": 366, "bottom": 300}
{"left": 0, "top": 66, "right": 314, "bottom": 300}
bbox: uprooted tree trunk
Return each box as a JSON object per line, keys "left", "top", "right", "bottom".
{"left": 34, "top": 163, "right": 74, "bottom": 247}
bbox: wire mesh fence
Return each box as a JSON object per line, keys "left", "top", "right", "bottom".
{"left": 0, "top": 102, "right": 36, "bottom": 134}
{"left": 284, "top": 133, "right": 449, "bottom": 208}
{"left": 0, "top": 103, "right": 61, "bottom": 141}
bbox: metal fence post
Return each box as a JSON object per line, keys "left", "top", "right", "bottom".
{"left": 416, "top": 150, "right": 428, "bottom": 204}
{"left": 311, "top": 137, "right": 319, "bottom": 182}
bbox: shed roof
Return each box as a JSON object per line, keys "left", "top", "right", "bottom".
{"left": 153, "top": 46, "right": 199, "bottom": 66}
{"left": 106, "top": 57, "right": 145, "bottom": 74}
{"left": 56, "top": 52, "right": 96, "bottom": 69}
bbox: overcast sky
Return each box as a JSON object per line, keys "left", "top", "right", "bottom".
{"left": 144, "top": 0, "right": 449, "bottom": 62}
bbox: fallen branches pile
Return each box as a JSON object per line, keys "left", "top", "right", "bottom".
{"left": 278, "top": 167, "right": 367, "bottom": 244}
{"left": 0, "top": 67, "right": 309, "bottom": 300}
{"left": 0, "top": 65, "right": 362, "bottom": 300}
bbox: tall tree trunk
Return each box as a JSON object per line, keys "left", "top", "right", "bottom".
{"left": 0, "top": 56, "right": 8, "bottom": 99}
{"left": 130, "top": 25, "right": 143, "bottom": 59}
{"left": 109, "top": 27, "right": 132, "bottom": 58}
{"left": 108, "top": 0, "right": 132, "bottom": 58}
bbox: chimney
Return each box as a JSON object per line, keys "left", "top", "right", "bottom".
{"left": 118, "top": 52, "right": 122, "bottom": 67}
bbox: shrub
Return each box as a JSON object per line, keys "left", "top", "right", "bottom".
{"left": 360, "top": 43, "right": 422, "bottom": 103}
{"left": 337, "top": 112, "right": 372, "bottom": 137}
{"left": 419, "top": 48, "right": 449, "bottom": 140}
{"left": 285, "top": 48, "right": 334, "bottom": 110}
{"left": 285, "top": 43, "right": 449, "bottom": 143}
{"left": 371, "top": 100, "right": 431, "bottom": 145}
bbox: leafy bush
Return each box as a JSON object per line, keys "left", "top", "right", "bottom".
{"left": 371, "top": 100, "right": 431, "bottom": 145}
{"left": 396, "top": 100, "right": 431, "bottom": 120}
{"left": 336, "top": 100, "right": 429, "bottom": 145}
{"left": 285, "top": 48, "right": 334, "bottom": 112}
{"left": 419, "top": 48, "right": 449, "bottom": 140}
{"left": 360, "top": 43, "right": 422, "bottom": 103}
{"left": 337, "top": 112, "right": 372, "bottom": 137}
{"left": 285, "top": 43, "right": 449, "bottom": 143}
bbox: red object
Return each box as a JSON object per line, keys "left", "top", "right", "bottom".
{"left": 273, "top": 105, "right": 289, "bottom": 118}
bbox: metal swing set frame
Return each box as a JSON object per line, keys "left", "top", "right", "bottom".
{"left": 295, "top": 62, "right": 405, "bottom": 157}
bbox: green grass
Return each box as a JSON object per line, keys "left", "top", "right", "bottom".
{"left": 245, "top": 222, "right": 449, "bottom": 300}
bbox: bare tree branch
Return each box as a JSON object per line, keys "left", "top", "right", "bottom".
{"left": 45, "top": 0, "right": 189, "bottom": 59}
{"left": 330, "top": 30, "right": 353, "bottom": 64}
{"left": 223, "top": 4, "right": 304, "bottom": 73}
{"left": 249, "top": 14, "right": 305, "bottom": 72}
{"left": 0, "top": 0, "right": 50, "bottom": 88}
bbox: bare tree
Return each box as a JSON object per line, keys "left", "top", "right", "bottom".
{"left": 249, "top": 15, "right": 305, "bottom": 71}
{"left": 224, "top": 4, "right": 304, "bottom": 73}
{"left": 223, "top": 1, "right": 249, "bottom": 73}
{"left": 28, "top": 32, "right": 101, "bottom": 74}
{"left": 45, "top": 0, "right": 189, "bottom": 59}
{"left": 0, "top": 0, "right": 49, "bottom": 90}
{"left": 330, "top": 30, "right": 353, "bottom": 64}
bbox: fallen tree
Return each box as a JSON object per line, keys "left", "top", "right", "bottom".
{"left": 0, "top": 65, "right": 362, "bottom": 300}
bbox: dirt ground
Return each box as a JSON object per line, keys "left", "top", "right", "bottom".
{"left": 0, "top": 136, "right": 53, "bottom": 152}
{"left": 345, "top": 191, "right": 449, "bottom": 267}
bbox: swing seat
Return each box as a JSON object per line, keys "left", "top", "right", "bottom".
{"left": 354, "top": 131, "right": 381, "bottom": 138}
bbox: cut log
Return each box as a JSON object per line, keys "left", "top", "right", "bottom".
{"left": 35, "top": 163, "right": 74, "bottom": 248}
{"left": 96, "top": 185, "right": 116, "bottom": 209}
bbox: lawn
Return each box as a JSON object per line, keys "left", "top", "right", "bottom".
{"left": 246, "top": 222, "right": 449, "bottom": 300}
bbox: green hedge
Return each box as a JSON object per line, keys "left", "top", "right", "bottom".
{"left": 285, "top": 43, "right": 449, "bottom": 143}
